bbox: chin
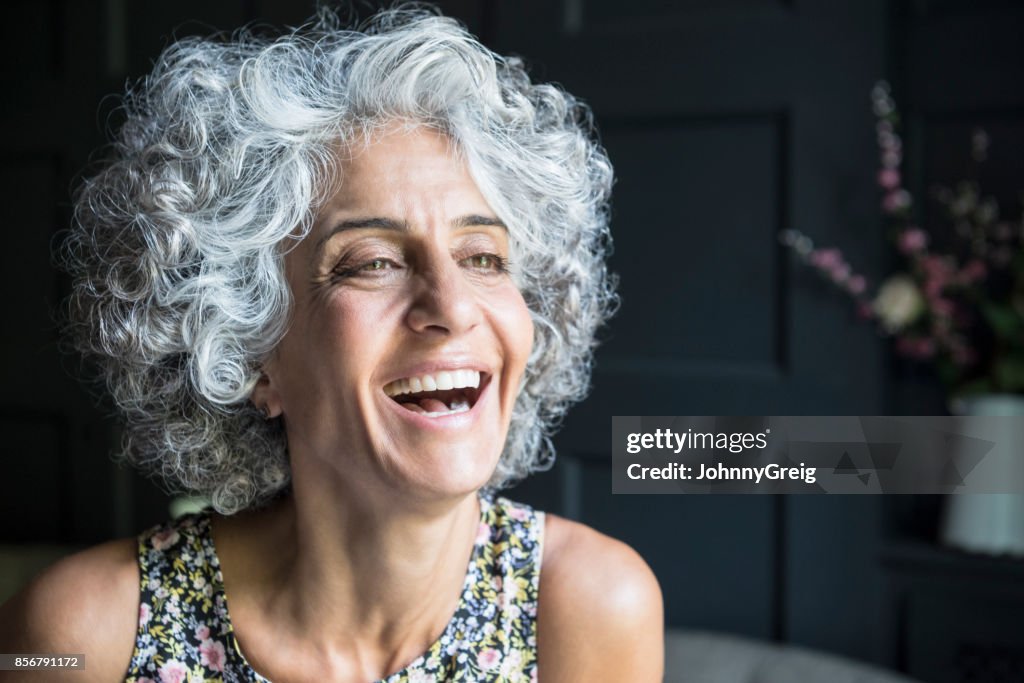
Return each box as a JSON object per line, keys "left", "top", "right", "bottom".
{"left": 400, "top": 443, "right": 502, "bottom": 501}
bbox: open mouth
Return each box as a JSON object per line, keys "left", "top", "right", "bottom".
{"left": 383, "top": 369, "right": 487, "bottom": 417}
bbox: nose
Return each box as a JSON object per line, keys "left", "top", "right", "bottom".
{"left": 405, "top": 250, "right": 482, "bottom": 337}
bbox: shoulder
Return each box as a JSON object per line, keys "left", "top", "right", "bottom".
{"left": 537, "top": 514, "right": 664, "bottom": 682}
{"left": 0, "top": 537, "right": 140, "bottom": 682}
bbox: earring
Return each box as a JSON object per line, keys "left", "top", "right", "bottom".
{"left": 260, "top": 405, "right": 272, "bottom": 419}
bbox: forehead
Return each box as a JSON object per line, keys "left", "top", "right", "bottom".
{"left": 293, "top": 123, "right": 510, "bottom": 268}
{"left": 317, "top": 123, "right": 484, "bottom": 217}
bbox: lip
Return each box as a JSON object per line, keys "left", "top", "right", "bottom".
{"left": 380, "top": 357, "right": 494, "bottom": 387}
{"left": 380, "top": 371, "right": 493, "bottom": 430}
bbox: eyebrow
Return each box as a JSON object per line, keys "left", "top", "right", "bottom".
{"left": 315, "top": 214, "right": 507, "bottom": 253}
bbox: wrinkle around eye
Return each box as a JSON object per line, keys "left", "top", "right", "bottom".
{"left": 331, "top": 256, "right": 407, "bottom": 281}
{"left": 458, "top": 253, "right": 510, "bottom": 274}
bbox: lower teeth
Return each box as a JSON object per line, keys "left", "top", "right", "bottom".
{"left": 422, "top": 397, "right": 470, "bottom": 417}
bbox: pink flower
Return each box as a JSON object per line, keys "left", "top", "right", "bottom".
{"left": 921, "top": 255, "right": 948, "bottom": 277}
{"left": 921, "top": 256, "right": 952, "bottom": 297}
{"left": 199, "top": 638, "right": 226, "bottom": 672}
{"left": 509, "top": 506, "right": 529, "bottom": 521}
{"left": 928, "top": 297, "right": 955, "bottom": 318}
{"left": 898, "top": 228, "right": 928, "bottom": 254}
{"left": 913, "top": 339, "right": 937, "bottom": 360}
{"left": 877, "top": 168, "right": 901, "bottom": 190}
{"left": 809, "top": 247, "right": 851, "bottom": 282}
{"left": 151, "top": 529, "right": 180, "bottom": 551}
{"left": 960, "top": 258, "right": 987, "bottom": 283}
{"left": 137, "top": 679, "right": 157, "bottom": 683}
{"left": 896, "top": 336, "right": 935, "bottom": 359}
{"left": 158, "top": 660, "right": 189, "bottom": 683}
{"left": 139, "top": 602, "right": 151, "bottom": 626}
{"left": 882, "top": 189, "right": 912, "bottom": 213}
{"left": 806, "top": 248, "right": 839, "bottom": 266}
{"left": 477, "top": 648, "right": 501, "bottom": 671}
{"left": 880, "top": 132, "right": 901, "bottom": 152}
{"left": 407, "top": 670, "right": 433, "bottom": 683}
{"left": 476, "top": 522, "right": 491, "bottom": 545}
{"left": 846, "top": 275, "right": 867, "bottom": 295}
{"left": 829, "top": 263, "right": 851, "bottom": 283}
{"left": 194, "top": 624, "right": 210, "bottom": 641}
{"left": 882, "top": 149, "right": 902, "bottom": 169}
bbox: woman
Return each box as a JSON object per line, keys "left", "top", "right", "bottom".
{"left": 0, "top": 7, "right": 662, "bottom": 682}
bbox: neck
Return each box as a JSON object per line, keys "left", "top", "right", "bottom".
{"left": 291, "top": 469, "right": 482, "bottom": 632}
{"left": 223, "top": 460, "right": 482, "bottom": 677}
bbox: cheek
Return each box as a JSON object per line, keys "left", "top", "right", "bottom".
{"left": 316, "top": 295, "right": 398, "bottom": 378}
{"left": 496, "top": 288, "right": 535, "bottom": 373}
{"left": 290, "top": 293, "right": 387, "bottom": 382}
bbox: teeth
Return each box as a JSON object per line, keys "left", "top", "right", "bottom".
{"left": 401, "top": 397, "right": 471, "bottom": 417}
{"left": 424, "top": 398, "right": 471, "bottom": 417}
{"left": 383, "top": 370, "right": 482, "bottom": 397}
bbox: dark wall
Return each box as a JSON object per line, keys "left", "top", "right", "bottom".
{"left": 493, "top": 0, "right": 892, "bottom": 665}
{"left": 1, "top": 1, "right": 1022, "bottom": 681}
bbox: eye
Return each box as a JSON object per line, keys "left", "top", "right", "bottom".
{"left": 461, "top": 253, "right": 509, "bottom": 273}
{"left": 333, "top": 257, "right": 402, "bottom": 279}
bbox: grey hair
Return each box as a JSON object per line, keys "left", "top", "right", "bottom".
{"left": 62, "top": 6, "right": 616, "bottom": 514}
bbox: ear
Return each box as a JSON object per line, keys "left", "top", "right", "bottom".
{"left": 250, "top": 371, "right": 284, "bottom": 419}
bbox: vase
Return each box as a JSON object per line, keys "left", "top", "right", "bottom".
{"left": 940, "top": 393, "right": 1024, "bottom": 557}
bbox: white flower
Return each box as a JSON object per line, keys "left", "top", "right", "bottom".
{"left": 873, "top": 275, "right": 924, "bottom": 332}
{"left": 501, "top": 649, "right": 523, "bottom": 676}
{"left": 407, "top": 670, "right": 433, "bottom": 683}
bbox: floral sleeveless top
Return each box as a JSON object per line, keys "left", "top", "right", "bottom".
{"left": 124, "top": 494, "right": 543, "bottom": 683}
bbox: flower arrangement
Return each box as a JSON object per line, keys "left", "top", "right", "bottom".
{"left": 781, "top": 81, "right": 1024, "bottom": 397}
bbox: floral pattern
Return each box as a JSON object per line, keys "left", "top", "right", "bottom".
{"left": 125, "top": 494, "right": 543, "bottom": 682}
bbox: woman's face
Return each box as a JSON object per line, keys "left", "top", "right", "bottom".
{"left": 259, "top": 124, "right": 534, "bottom": 500}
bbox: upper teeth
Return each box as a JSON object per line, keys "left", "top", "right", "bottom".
{"left": 384, "top": 370, "right": 481, "bottom": 397}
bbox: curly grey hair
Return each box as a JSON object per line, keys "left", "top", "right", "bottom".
{"left": 62, "top": 6, "right": 616, "bottom": 514}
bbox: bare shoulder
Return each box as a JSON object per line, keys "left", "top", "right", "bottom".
{"left": 0, "top": 537, "right": 140, "bottom": 682}
{"left": 537, "top": 514, "right": 664, "bottom": 682}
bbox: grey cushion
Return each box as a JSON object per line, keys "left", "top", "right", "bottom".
{"left": 665, "top": 630, "right": 920, "bottom": 683}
